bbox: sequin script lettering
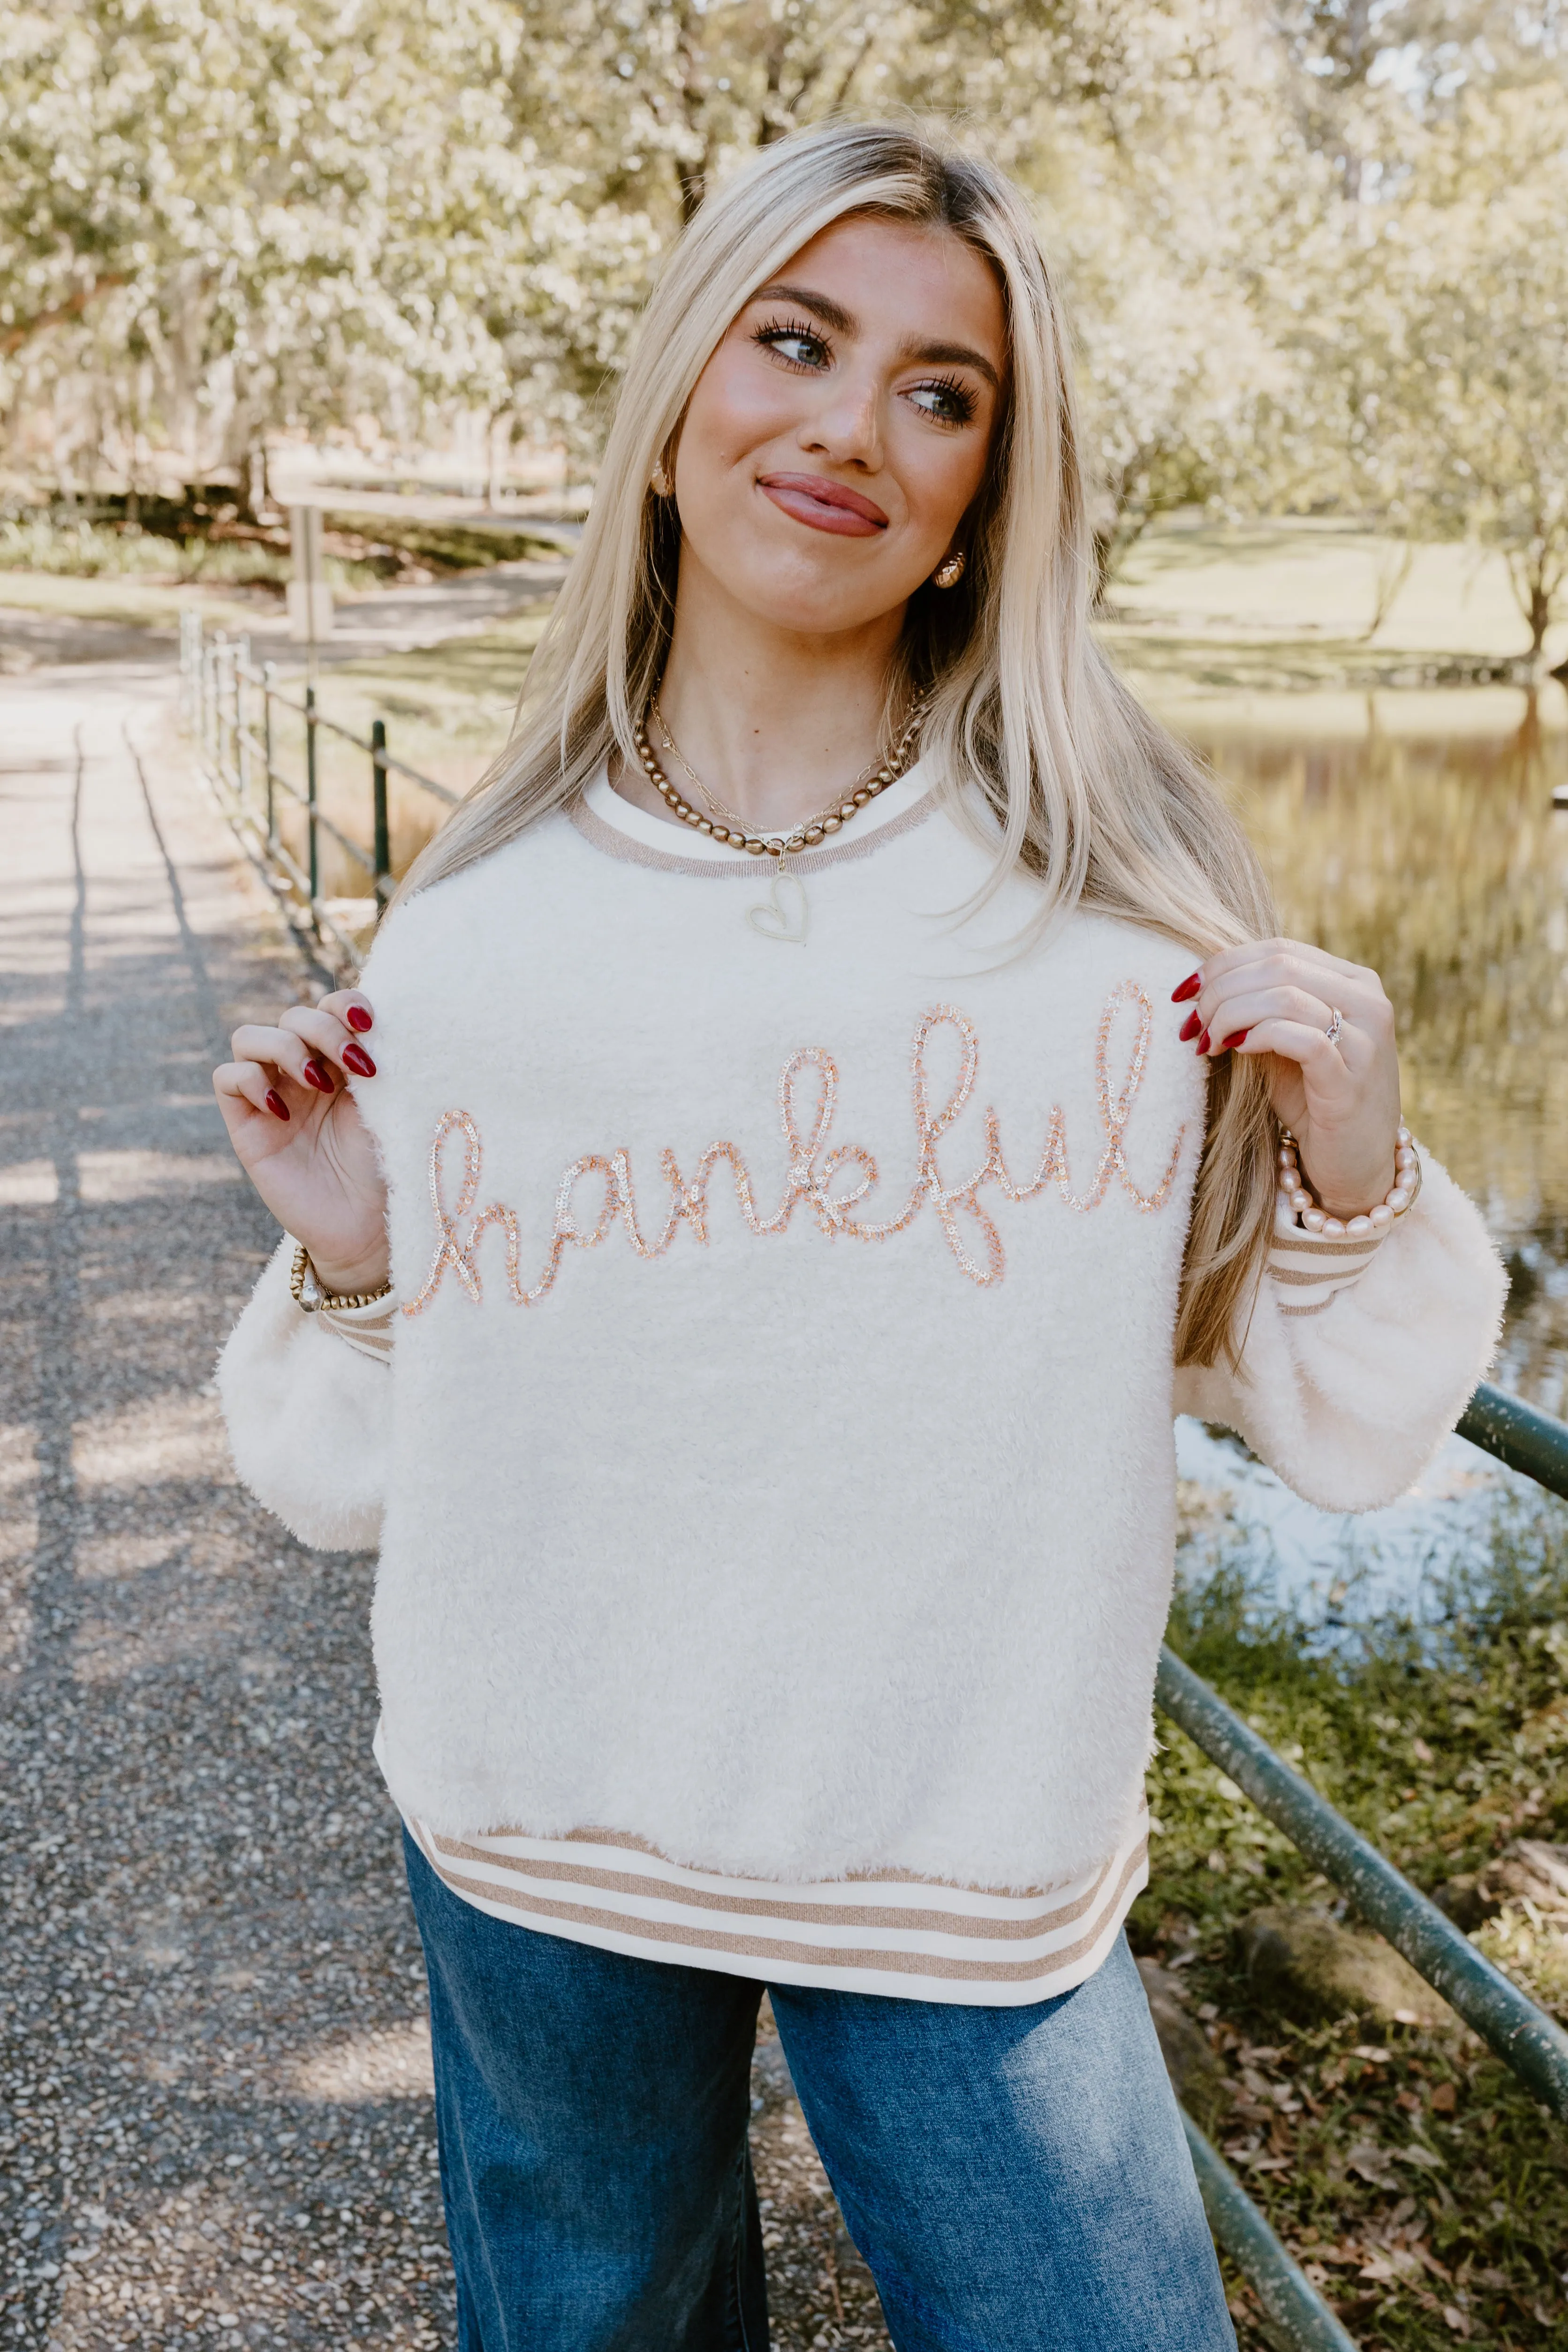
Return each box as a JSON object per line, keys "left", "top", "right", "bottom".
{"left": 402, "top": 985, "right": 1185, "bottom": 1316}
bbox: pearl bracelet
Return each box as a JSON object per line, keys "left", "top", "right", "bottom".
{"left": 1278, "top": 1126, "right": 1421, "bottom": 1238}
{"left": 289, "top": 1241, "right": 394, "bottom": 1313}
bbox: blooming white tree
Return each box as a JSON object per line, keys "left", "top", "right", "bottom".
{"left": 0, "top": 0, "right": 660, "bottom": 496}
{"left": 1376, "top": 82, "right": 1568, "bottom": 654}
{"left": 6, "top": 0, "right": 1564, "bottom": 622}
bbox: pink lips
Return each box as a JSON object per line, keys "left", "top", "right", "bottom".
{"left": 757, "top": 472, "right": 888, "bottom": 537}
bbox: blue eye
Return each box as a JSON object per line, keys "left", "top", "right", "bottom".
{"left": 753, "top": 318, "right": 831, "bottom": 370}
{"left": 908, "top": 376, "right": 977, "bottom": 427}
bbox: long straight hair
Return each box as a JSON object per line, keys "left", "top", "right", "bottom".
{"left": 396, "top": 120, "right": 1280, "bottom": 1366}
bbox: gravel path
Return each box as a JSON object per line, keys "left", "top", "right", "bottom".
{"left": 0, "top": 671, "right": 891, "bottom": 2352}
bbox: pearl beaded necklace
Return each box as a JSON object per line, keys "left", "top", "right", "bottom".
{"left": 1278, "top": 1125, "right": 1421, "bottom": 1238}
{"left": 631, "top": 691, "right": 929, "bottom": 859}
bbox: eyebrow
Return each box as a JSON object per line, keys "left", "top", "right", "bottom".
{"left": 899, "top": 335, "right": 1002, "bottom": 393}
{"left": 748, "top": 281, "right": 1001, "bottom": 393}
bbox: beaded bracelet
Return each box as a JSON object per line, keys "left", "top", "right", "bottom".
{"left": 289, "top": 1241, "right": 394, "bottom": 1314}
{"left": 1278, "top": 1126, "right": 1421, "bottom": 1239}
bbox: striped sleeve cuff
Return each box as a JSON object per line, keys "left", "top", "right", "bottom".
{"left": 317, "top": 1297, "right": 398, "bottom": 1365}
{"left": 1267, "top": 1201, "right": 1387, "bottom": 1316}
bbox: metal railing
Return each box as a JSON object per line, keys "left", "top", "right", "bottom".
{"left": 180, "top": 612, "right": 460, "bottom": 969}
{"left": 180, "top": 613, "right": 1568, "bottom": 2347}
{"left": 1163, "top": 1375, "right": 1568, "bottom": 2346}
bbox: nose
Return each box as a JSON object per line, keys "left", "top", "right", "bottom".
{"left": 798, "top": 368, "right": 883, "bottom": 471}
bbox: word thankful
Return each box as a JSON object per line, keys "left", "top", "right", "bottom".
{"left": 402, "top": 985, "right": 1185, "bottom": 1317}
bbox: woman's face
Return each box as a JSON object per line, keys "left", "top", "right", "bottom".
{"left": 671, "top": 212, "right": 1007, "bottom": 638}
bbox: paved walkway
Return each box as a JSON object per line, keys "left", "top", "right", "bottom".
{"left": 0, "top": 667, "right": 889, "bottom": 2352}
{"left": 0, "top": 675, "right": 453, "bottom": 2351}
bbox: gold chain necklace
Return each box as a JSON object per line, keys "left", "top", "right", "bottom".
{"left": 630, "top": 691, "right": 929, "bottom": 945}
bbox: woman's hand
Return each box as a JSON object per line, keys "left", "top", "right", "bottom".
{"left": 213, "top": 991, "right": 389, "bottom": 1291}
{"left": 1173, "top": 942, "right": 1402, "bottom": 1217}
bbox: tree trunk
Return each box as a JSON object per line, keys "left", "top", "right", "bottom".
{"left": 1529, "top": 575, "right": 1550, "bottom": 658}
{"left": 240, "top": 442, "right": 270, "bottom": 526}
{"left": 487, "top": 413, "right": 511, "bottom": 510}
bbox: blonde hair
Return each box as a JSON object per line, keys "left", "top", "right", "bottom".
{"left": 398, "top": 119, "right": 1279, "bottom": 1366}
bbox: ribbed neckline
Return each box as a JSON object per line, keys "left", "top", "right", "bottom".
{"left": 572, "top": 756, "right": 938, "bottom": 879}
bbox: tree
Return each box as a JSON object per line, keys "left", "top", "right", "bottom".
{"left": 0, "top": 1, "right": 659, "bottom": 495}
{"left": 1393, "top": 83, "right": 1568, "bottom": 655}
{"left": 1303, "top": 79, "right": 1568, "bottom": 657}
{"left": 14, "top": 0, "right": 1562, "bottom": 625}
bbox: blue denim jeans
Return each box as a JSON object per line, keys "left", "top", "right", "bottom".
{"left": 404, "top": 1830, "right": 1234, "bottom": 2351}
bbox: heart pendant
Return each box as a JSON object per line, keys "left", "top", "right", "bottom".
{"left": 747, "top": 864, "right": 808, "bottom": 946}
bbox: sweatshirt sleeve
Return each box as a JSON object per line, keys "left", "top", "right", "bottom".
{"left": 217, "top": 1236, "right": 392, "bottom": 1550}
{"left": 1172, "top": 1148, "right": 1507, "bottom": 1513}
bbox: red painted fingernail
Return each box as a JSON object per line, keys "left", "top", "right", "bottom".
{"left": 1220, "top": 1029, "right": 1249, "bottom": 1051}
{"left": 342, "top": 1042, "right": 377, "bottom": 1078}
{"left": 1196, "top": 1029, "right": 1211, "bottom": 1054}
{"left": 265, "top": 1089, "right": 291, "bottom": 1121}
{"left": 346, "top": 1004, "right": 373, "bottom": 1033}
{"left": 303, "top": 1056, "right": 335, "bottom": 1094}
{"left": 1178, "top": 1010, "right": 1201, "bottom": 1042}
{"left": 1171, "top": 972, "right": 1202, "bottom": 1002}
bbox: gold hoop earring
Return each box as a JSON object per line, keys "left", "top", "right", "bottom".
{"left": 650, "top": 459, "right": 674, "bottom": 497}
{"left": 932, "top": 551, "right": 966, "bottom": 589}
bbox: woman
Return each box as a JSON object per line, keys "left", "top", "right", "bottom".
{"left": 214, "top": 123, "right": 1502, "bottom": 2351}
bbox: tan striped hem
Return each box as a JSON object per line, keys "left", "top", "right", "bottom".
{"left": 401, "top": 1809, "right": 1150, "bottom": 1998}
{"left": 1267, "top": 1259, "right": 1378, "bottom": 1286}
{"left": 412, "top": 1825, "right": 1148, "bottom": 1986}
{"left": 1271, "top": 1277, "right": 1372, "bottom": 1314}
{"left": 1265, "top": 1208, "right": 1388, "bottom": 1322}
{"left": 497, "top": 1817, "right": 1100, "bottom": 1897}
{"left": 1271, "top": 1234, "right": 1389, "bottom": 1261}
{"left": 318, "top": 1301, "right": 398, "bottom": 1363}
{"left": 422, "top": 1830, "right": 1121, "bottom": 1940}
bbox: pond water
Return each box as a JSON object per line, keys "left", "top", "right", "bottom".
{"left": 1159, "top": 682, "right": 1568, "bottom": 1627}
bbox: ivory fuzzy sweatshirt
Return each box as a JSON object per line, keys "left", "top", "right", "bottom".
{"left": 218, "top": 766, "right": 1506, "bottom": 2000}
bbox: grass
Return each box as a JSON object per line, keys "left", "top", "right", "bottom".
{"left": 253, "top": 611, "right": 548, "bottom": 902}
{"left": 0, "top": 514, "right": 385, "bottom": 595}
{"left": 0, "top": 567, "right": 269, "bottom": 634}
{"left": 231, "top": 514, "right": 1568, "bottom": 755}
{"left": 0, "top": 507, "right": 565, "bottom": 644}
{"left": 1102, "top": 520, "right": 1568, "bottom": 700}
{"left": 1137, "top": 1503, "right": 1568, "bottom": 2347}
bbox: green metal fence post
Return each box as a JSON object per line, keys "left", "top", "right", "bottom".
{"left": 235, "top": 639, "right": 249, "bottom": 812}
{"left": 1156, "top": 1645, "right": 1568, "bottom": 2119}
{"left": 305, "top": 681, "right": 320, "bottom": 922}
{"left": 1458, "top": 1380, "right": 1568, "bottom": 1499}
{"left": 225, "top": 638, "right": 239, "bottom": 789}
{"left": 206, "top": 635, "right": 221, "bottom": 773}
{"left": 371, "top": 718, "right": 391, "bottom": 907}
{"left": 1182, "top": 2114, "right": 1358, "bottom": 2352}
{"left": 179, "top": 612, "right": 195, "bottom": 726}
{"left": 224, "top": 641, "right": 233, "bottom": 788}
{"left": 262, "top": 662, "right": 277, "bottom": 852}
